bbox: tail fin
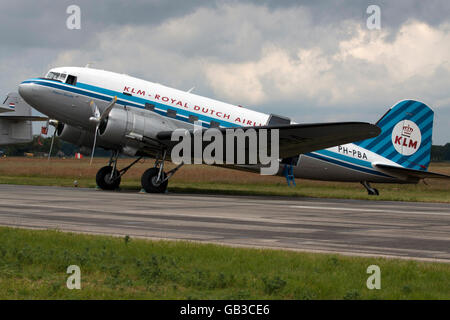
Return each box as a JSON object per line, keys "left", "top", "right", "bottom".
{"left": 0, "top": 92, "right": 47, "bottom": 121}
{"left": 355, "top": 100, "right": 433, "bottom": 171}
{"left": 1, "top": 92, "right": 32, "bottom": 115}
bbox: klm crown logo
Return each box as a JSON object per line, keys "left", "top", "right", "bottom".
{"left": 401, "top": 124, "right": 414, "bottom": 138}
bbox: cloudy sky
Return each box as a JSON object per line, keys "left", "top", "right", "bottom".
{"left": 1, "top": 0, "right": 449, "bottom": 144}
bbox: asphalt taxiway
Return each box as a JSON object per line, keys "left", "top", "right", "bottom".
{"left": 0, "top": 184, "right": 448, "bottom": 262}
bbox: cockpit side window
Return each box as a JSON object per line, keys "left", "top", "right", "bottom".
{"left": 46, "top": 71, "right": 59, "bottom": 80}
{"left": 66, "top": 75, "right": 77, "bottom": 85}
{"left": 58, "top": 73, "right": 67, "bottom": 82}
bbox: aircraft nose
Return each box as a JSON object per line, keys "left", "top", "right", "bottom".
{"left": 18, "top": 81, "right": 35, "bottom": 102}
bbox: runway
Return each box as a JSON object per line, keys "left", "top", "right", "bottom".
{"left": 0, "top": 184, "right": 449, "bottom": 262}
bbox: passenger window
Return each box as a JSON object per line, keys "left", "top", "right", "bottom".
{"left": 66, "top": 75, "right": 77, "bottom": 85}
{"left": 145, "top": 103, "right": 154, "bottom": 111}
{"left": 210, "top": 121, "right": 220, "bottom": 128}
{"left": 188, "top": 115, "right": 199, "bottom": 123}
{"left": 167, "top": 109, "right": 177, "bottom": 118}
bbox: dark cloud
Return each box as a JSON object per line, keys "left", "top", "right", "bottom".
{"left": 0, "top": 0, "right": 449, "bottom": 144}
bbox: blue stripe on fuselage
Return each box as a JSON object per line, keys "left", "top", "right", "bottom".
{"left": 306, "top": 151, "right": 392, "bottom": 178}
{"left": 22, "top": 79, "right": 238, "bottom": 128}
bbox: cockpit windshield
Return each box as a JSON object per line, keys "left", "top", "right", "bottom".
{"left": 45, "top": 71, "right": 67, "bottom": 82}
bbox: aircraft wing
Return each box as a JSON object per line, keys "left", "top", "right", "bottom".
{"left": 0, "top": 115, "right": 48, "bottom": 121}
{"left": 375, "top": 164, "right": 450, "bottom": 180}
{"left": 156, "top": 122, "right": 381, "bottom": 159}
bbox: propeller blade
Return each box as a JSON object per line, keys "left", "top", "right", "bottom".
{"left": 88, "top": 96, "right": 117, "bottom": 165}
{"left": 90, "top": 124, "right": 99, "bottom": 165}
{"left": 90, "top": 100, "right": 100, "bottom": 118}
{"left": 46, "top": 119, "right": 59, "bottom": 161}
{"left": 100, "top": 96, "right": 117, "bottom": 122}
{"left": 89, "top": 96, "right": 117, "bottom": 124}
{"left": 48, "top": 129, "right": 56, "bottom": 161}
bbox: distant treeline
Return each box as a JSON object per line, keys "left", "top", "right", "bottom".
{"left": 431, "top": 143, "right": 450, "bottom": 161}
{"left": 2, "top": 136, "right": 450, "bottom": 161}
{"left": 1, "top": 136, "right": 110, "bottom": 158}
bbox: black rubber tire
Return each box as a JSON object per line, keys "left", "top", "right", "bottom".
{"left": 96, "top": 166, "right": 121, "bottom": 190}
{"left": 141, "top": 167, "right": 168, "bottom": 193}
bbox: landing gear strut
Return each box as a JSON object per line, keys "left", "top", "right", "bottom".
{"left": 141, "top": 149, "right": 184, "bottom": 193}
{"left": 361, "top": 181, "right": 379, "bottom": 196}
{"left": 95, "top": 149, "right": 183, "bottom": 193}
{"left": 96, "top": 150, "right": 143, "bottom": 190}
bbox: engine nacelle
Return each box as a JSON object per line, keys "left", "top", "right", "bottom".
{"left": 57, "top": 123, "right": 95, "bottom": 148}
{"left": 98, "top": 108, "right": 128, "bottom": 146}
{"left": 99, "top": 107, "right": 172, "bottom": 155}
{"left": 57, "top": 123, "right": 115, "bottom": 153}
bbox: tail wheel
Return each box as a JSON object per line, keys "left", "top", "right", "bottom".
{"left": 141, "top": 167, "right": 168, "bottom": 193}
{"left": 96, "top": 166, "right": 121, "bottom": 190}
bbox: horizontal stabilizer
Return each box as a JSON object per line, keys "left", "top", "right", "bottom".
{"left": 375, "top": 163, "right": 450, "bottom": 180}
{"left": 156, "top": 122, "right": 381, "bottom": 159}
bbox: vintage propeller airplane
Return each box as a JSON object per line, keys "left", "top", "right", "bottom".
{"left": 18, "top": 67, "right": 448, "bottom": 194}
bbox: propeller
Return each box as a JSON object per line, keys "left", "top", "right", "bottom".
{"left": 47, "top": 119, "right": 59, "bottom": 161}
{"left": 88, "top": 96, "right": 117, "bottom": 165}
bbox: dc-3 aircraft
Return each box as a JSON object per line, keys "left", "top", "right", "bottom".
{"left": 18, "top": 67, "right": 449, "bottom": 194}
{"left": 0, "top": 92, "right": 47, "bottom": 146}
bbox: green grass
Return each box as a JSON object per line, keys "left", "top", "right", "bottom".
{"left": 0, "top": 227, "right": 448, "bottom": 299}
{"left": 0, "top": 175, "right": 448, "bottom": 203}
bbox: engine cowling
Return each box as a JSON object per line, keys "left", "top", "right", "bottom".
{"left": 57, "top": 123, "right": 95, "bottom": 148}
{"left": 57, "top": 123, "right": 115, "bottom": 154}
{"left": 99, "top": 107, "right": 172, "bottom": 155}
{"left": 98, "top": 108, "right": 128, "bottom": 146}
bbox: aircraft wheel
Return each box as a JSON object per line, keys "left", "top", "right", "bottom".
{"left": 367, "top": 188, "right": 379, "bottom": 196}
{"left": 96, "top": 166, "right": 121, "bottom": 190}
{"left": 141, "top": 168, "right": 168, "bottom": 193}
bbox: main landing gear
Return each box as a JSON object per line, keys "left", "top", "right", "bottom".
{"left": 141, "top": 149, "right": 184, "bottom": 193}
{"left": 361, "top": 181, "right": 379, "bottom": 196}
{"left": 95, "top": 149, "right": 183, "bottom": 193}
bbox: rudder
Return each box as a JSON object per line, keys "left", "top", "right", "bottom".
{"left": 355, "top": 100, "right": 434, "bottom": 171}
